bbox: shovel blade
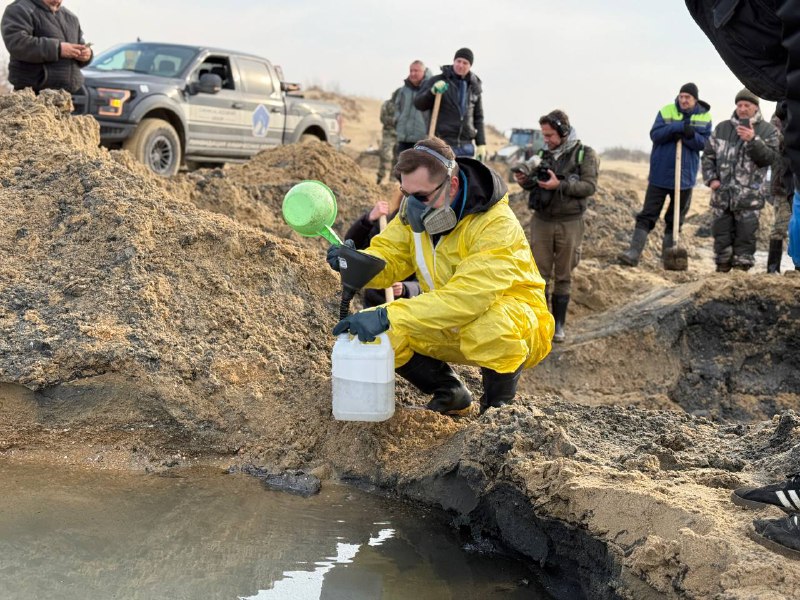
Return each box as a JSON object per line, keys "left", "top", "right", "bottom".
{"left": 663, "top": 246, "right": 689, "bottom": 271}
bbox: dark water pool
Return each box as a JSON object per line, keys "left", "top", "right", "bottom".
{"left": 0, "top": 462, "right": 551, "bottom": 599}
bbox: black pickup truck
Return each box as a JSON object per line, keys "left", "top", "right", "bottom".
{"left": 72, "top": 42, "right": 345, "bottom": 176}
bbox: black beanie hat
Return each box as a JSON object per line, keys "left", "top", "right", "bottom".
{"left": 679, "top": 82, "right": 699, "bottom": 99}
{"left": 454, "top": 47, "right": 474, "bottom": 65}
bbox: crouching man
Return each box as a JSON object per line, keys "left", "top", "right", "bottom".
{"left": 327, "top": 137, "right": 553, "bottom": 415}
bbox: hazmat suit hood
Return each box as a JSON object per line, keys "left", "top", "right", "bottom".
{"left": 454, "top": 157, "right": 508, "bottom": 218}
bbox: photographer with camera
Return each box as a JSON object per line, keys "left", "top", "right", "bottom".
{"left": 514, "top": 110, "right": 598, "bottom": 343}
{"left": 702, "top": 89, "right": 779, "bottom": 272}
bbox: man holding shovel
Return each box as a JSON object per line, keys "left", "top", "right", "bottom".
{"left": 619, "top": 83, "right": 712, "bottom": 268}
{"left": 327, "top": 137, "right": 553, "bottom": 415}
{"left": 414, "top": 48, "right": 487, "bottom": 161}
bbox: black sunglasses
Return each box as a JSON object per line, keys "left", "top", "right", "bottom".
{"left": 399, "top": 178, "right": 448, "bottom": 204}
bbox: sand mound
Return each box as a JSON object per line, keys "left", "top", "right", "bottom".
{"left": 0, "top": 90, "right": 351, "bottom": 466}
{"left": 166, "top": 143, "right": 384, "bottom": 247}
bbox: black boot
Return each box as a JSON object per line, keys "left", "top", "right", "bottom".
{"left": 552, "top": 294, "right": 569, "bottom": 343}
{"left": 618, "top": 228, "right": 649, "bottom": 266}
{"left": 396, "top": 353, "right": 473, "bottom": 415}
{"left": 767, "top": 239, "right": 783, "bottom": 273}
{"left": 661, "top": 231, "right": 674, "bottom": 261}
{"left": 479, "top": 366, "right": 523, "bottom": 414}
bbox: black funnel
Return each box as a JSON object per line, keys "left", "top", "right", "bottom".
{"left": 337, "top": 244, "right": 386, "bottom": 320}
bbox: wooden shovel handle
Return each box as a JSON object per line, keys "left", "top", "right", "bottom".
{"left": 428, "top": 93, "right": 442, "bottom": 138}
{"left": 673, "top": 140, "right": 682, "bottom": 242}
{"left": 379, "top": 214, "right": 394, "bottom": 303}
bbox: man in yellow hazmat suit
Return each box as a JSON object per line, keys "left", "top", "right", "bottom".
{"left": 327, "top": 137, "right": 553, "bottom": 415}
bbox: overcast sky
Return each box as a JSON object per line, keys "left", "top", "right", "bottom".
{"left": 4, "top": 0, "right": 773, "bottom": 150}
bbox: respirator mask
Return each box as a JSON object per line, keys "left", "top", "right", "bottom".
{"left": 399, "top": 146, "right": 459, "bottom": 235}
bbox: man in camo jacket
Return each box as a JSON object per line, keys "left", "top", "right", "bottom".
{"left": 702, "top": 89, "right": 780, "bottom": 272}
{"left": 376, "top": 95, "right": 398, "bottom": 185}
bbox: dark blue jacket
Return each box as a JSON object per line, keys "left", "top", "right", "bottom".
{"left": 648, "top": 99, "right": 712, "bottom": 190}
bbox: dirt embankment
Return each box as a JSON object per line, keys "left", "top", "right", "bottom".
{"left": 1, "top": 91, "right": 799, "bottom": 599}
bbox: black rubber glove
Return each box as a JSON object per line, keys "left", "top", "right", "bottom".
{"left": 683, "top": 119, "right": 695, "bottom": 140}
{"left": 333, "top": 307, "right": 390, "bottom": 342}
{"left": 326, "top": 239, "right": 355, "bottom": 272}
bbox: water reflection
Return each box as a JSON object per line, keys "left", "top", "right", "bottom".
{"left": 0, "top": 463, "right": 549, "bottom": 599}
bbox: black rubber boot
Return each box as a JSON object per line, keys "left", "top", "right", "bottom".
{"left": 479, "top": 366, "right": 523, "bottom": 414}
{"left": 661, "top": 231, "right": 674, "bottom": 261}
{"left": 396, "top": 353, "right": 473, "bottom": 416}
{"left": 716, "top": 262, "right": 732, "bottom": 273}
{"left": 552, "top": 294, "right": 569, "bottom": 343}
{"left": 767, "top": 239, "right": 783, "bottom": 273}
{"left": 618, "top": 228, "right": 649, "bottom": 266}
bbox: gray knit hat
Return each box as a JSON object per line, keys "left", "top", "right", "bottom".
{"left": 735, "top": 88, "right": 760, "bottom": 106}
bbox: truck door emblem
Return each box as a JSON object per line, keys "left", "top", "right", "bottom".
{"left": 252, "top": 104, "right": 270, "bottom": 137}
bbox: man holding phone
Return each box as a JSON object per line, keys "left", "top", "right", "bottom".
{"left": 702, "top": 89, "right": 780, "bottom": 272}
{"left": 1, "top": 0, "right": 92, "bottom": 94}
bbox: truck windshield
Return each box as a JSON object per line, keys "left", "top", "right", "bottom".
{"left": 509, "top": 131, "right": 535, "bottom": 146}
{"left": 90, "top": 43, "right": 199, "bottom": 78}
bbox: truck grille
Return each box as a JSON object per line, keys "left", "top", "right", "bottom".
{"left": 100, "top": 125, "right": 125, "bottom": 136}
{"left": 71, "top": 87, "right": 89, "bottom": 115}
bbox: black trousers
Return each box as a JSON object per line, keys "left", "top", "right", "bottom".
{"left": 635, "top": 184, "right": 693, "bottom": 233}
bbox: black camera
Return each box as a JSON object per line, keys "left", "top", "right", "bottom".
{"left": 536, "top": 159, "right": 554, "bottom": 182}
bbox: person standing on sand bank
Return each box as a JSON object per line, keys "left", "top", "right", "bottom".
{"left": 327, "top": 137, "right": 553, "bottom": 416}
{"left": 393, "top": 60, "right": 431, "bottom": 155}
{"left": 414, "top": 48, "right": 487, "bottom": 161}
{"left": 618, "top": 83, "right": 712, "bottom": 268}
{"left": 1, "top": 0, "right": 92, "bottom": 94}
{"left": 701, "top": 89, "right": 779, "bottom": 272}
{"left": 513, "top": 110, "right": 598, "bottom": 344}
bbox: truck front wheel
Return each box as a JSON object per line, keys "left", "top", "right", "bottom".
{"left": 299, "top": 133, "right": 322, "bottom": 145}
{"left": 123, "top": 118, "right": 182, "bottom": 177}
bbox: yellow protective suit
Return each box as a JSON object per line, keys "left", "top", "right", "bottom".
{"left": 363, "top": 195, "right": 553, "bottom": 373}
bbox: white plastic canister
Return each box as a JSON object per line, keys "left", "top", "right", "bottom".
{"left": 331, "top": 333, "right": 395, "bottom": 421}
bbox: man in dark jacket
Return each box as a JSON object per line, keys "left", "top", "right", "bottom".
{"left": 414, "top": 48, "right": 486, "bottom": 161}
{"left": 513, "top": 110, "right": 599, "bottom": 344}
{"left": 1, "top": 0, "right": 91, "bottom": 94}
{"left": 686, "top": 0, "right": 800, "bottom": 561}
{"left": 618, "top": 83, "right": 712, "bottom": 267}
{"left": 686, "top": 0, "right": 800, "bottom": 271}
